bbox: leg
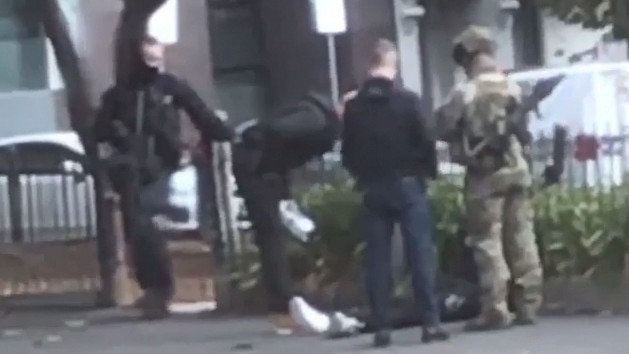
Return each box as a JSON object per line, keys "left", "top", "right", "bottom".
{"left": 503, "top": 190, "right": 543, "bottom": 323}
{"left": 236, "top": 171, "right": 292, "bottom": 313}
{"left": 465, "top": 191, "right": 512, "bottom": 330}
{"left": 397, "top": 178, "right": 440, "bottom": 327}
{"left": 362, "top": 198, "right": 395, "bottom": 333}
{"left": 127, "top": 211, "right": 173, "bottom": 319}
{"left": 121, "top": 172, "right": 174, "bottom": 317}
{"left": 397, "top": 177, "right": 449, "bottom": 343}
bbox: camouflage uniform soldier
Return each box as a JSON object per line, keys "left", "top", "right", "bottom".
{"left": 435, "top": 26, "right": 543, "bottom": 331}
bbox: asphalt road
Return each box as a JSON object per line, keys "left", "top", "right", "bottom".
{"left": 1, "top": 313, "right": 628, "bottom": 354}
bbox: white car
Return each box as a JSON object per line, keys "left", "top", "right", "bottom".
{"left": 0, "top": 131, "right": 200, "bottom": 243}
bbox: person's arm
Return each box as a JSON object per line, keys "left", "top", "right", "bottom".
{"left": 171, "top": 76, "right": 233, "bottom": 142}
{"left": 337, "top": 90, "right": 358, "bottom": 116}
{"left": 340, "top": 100, "right": 358, "bottom": 177}
{"left": 93, "top": 87, "right": 132, "bottom": 155}
{"left": 94, "top": 88, "right": 117, "bottom": 143}
{"left": 407, "top": 93, "right": 438, "bottom": 179}
{"left": 434, "top": 85, "right": 466, "bottom": 143}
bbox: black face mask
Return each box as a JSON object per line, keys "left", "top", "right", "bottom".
{"left": 131, "top": 61, "right": 160, "bottom": 87}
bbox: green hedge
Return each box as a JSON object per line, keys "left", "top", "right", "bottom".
{"left": 301, "top": 177, "right": 629, "bottom": 282}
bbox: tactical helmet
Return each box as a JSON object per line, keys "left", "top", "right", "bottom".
{"left": 453, "top": 25, "right": 496, "bottom": 55}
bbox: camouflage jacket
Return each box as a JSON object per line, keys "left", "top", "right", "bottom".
{"left": 435, "top": 55, "right": 531, "bottom": 193}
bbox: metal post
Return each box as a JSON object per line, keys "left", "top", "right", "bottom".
{"left": 326, "top": 33, "right": 339, "bottom": 105}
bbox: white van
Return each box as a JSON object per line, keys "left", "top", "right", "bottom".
{"left": 510, "top": 62, "right": 629, "bottom": 186}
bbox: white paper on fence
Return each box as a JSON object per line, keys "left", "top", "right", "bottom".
{"left": 279, "top": 199, "right": 315, "bottom": 243}
{"left": 166, "top": 164, "right": 199, "bottom": 230}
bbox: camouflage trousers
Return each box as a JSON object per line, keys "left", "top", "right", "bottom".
{"left": 465, "top": 180, "right": 543, "bottom": 322}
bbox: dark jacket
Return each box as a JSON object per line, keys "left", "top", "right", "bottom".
{"left": 236, "top": 91, "right": 340, "bottom": 175}
{"left": 341, "top": 77, "right": 437, "bottom": 184}
{"left": 95, "top": 64, "right": 233, "bottom": 185}
{"left": 96, "top": 65, "right": 233, "bottom": 166}
{"left": 96, "top": 65, "right": 232, "bottom": 144}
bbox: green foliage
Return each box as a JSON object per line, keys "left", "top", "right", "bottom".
{"left": 300, "top": 178, "right": 364, "bottom": 283}
{"left": 427, "top": 176, "right": 466, "bottom": 266}
{"left": 230, "top": 176, "right": 629, "bottom": 298}
{"left": 301, "top": 177, "right": 629, "bottom": 282}
{"left": 534, "top": 184, "right": 629, "bottom": 281}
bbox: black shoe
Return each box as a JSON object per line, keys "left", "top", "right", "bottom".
{"left": 139, "top": 290, "right": 170, "bottom": 321}
{"left": 373, "top": 331, "right": 391, "bottom": 348}
{"left": 421, "top": 326, "right": 450, "bottom": 343}
{"left": 513, "top": 316, "right": 536, "bottom": 326}
{"left": 464, "top": 318, "right": 512, "bottom": 332}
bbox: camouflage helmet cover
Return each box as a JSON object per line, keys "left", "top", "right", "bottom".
{"left": 453, "top": 25, "right": 496, "bottom": 54}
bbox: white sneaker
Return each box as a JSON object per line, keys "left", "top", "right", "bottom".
{"left": 288, "top": 297, "right": 331, "bottom": 334}
{"left": 327, "top": 312, "right": 364, "bottom": 337}
{"left": 279, "top": 200, "right": 315, "bottom": 242}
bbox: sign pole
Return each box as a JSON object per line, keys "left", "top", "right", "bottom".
{"left": 310, "top": 0, "right": 347, "bottom": 105}
{"left": 310, "top": 0, "right": 347, "bottom": 173}
{"left": 326, "top": 33, "right": 340, "bottom": 106}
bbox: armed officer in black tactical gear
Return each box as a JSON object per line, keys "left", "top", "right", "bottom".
{"left": 95, "top": 35, "right": 233, "bottom": 319}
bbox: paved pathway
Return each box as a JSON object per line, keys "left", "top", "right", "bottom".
{"left": 1, "top": 312, "right": 628, "bottom": 353}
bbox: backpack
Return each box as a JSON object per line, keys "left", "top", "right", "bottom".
{"left": 459, "top": 72, "right": 516, "bottom": 171}
{"left": 458, "top": 73, "right": 532, "bottom": 195}
{"left": 260, "top": 92, "right": 338, "bottom": 172}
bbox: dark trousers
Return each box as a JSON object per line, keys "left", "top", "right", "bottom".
{"left": 361, "top": 176, "right": 440, "bottom": 330}
{"left": 232, "top": 145, "right": 293, "bottom": 313}
{"left": 117, "top": 169, "right": 174, "bottom": 298}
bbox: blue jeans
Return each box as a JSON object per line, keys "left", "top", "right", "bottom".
{"left": 362, "top": 176, "right": 440, "bottom": 330}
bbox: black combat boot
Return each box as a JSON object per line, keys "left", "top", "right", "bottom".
{"left": 421, "top": 325, "right": 450, "bottom": 343}
{"left": 372, "top": 330, "right": 391, "bottom": 348}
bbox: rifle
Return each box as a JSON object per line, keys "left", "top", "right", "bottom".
{"left": 510, "top": 74, "right": 567, "bottom": 187}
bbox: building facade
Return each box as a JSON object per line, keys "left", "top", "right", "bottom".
{"left": 0, "top": 0, "right": 626, "bottom": 140}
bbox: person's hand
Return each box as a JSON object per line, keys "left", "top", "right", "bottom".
{"left": 337, "top": 90, "right": 358, "bottom": 117}
{"left": 214, "top": 109, "right": 228, "bottom": 121}
{"left": 532, "top": 74, "right": 564, "bottom": 99}
{"left": 97, "top": 143, "right": 114, "bottom": 159}
{"left": 152, "top": 214, "right": 173, "bottom": 231}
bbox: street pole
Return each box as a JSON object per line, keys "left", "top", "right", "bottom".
{"left": 310, "top": 0, "right": 346, "bottom": 174}
{"left": 327, "top": 33, "right": 340, "bottom": 106}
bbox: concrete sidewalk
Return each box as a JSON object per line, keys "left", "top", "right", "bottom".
{"left": 1, "top": 311, "right": 628, "bottom": 354}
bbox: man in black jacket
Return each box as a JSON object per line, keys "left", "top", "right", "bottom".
{"left": 95, "top": 35, "right": 232, "bottom": 319}
{"left": 232, "top": 91, "right": 340, "bottom": 333}
{"left": 341, "top": 39, "right": 448, "bottom": 348}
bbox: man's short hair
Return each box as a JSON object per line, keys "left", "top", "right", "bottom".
{"left": 370, "top": 38, "right": 397, "bottom": 67}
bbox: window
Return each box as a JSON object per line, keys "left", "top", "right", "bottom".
{"left": 0, "top": 0, "right": 46, "bottom": 91}
{"left": 512, "top": 0, "right": 543, "bottom": 68}
{"left": 209, "top": 0, "right": 269, "bottom": 124}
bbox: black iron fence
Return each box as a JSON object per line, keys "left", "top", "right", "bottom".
{"left": 0, "top": 142, "right": 100, "bottom": 298}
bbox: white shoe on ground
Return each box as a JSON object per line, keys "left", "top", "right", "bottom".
{"left": 289, "top": 296, "right": 331, "bottom": 334}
